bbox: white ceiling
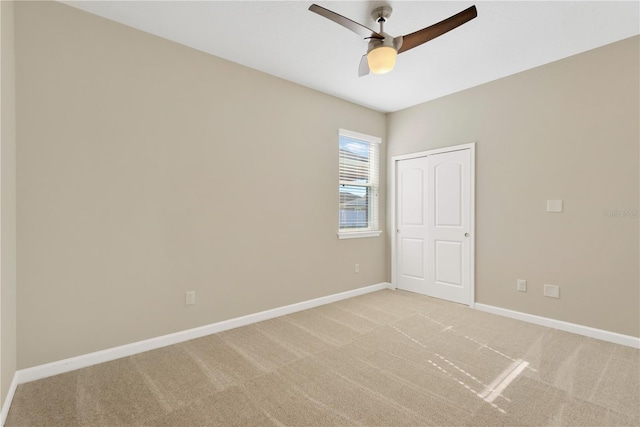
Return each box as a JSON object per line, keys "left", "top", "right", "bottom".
{"left": 62, "top": 1, "right": 639, "bottom": 113}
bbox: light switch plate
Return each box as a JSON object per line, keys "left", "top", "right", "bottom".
{"left": 547, "top": 200, "right": 563, "bottom": 213}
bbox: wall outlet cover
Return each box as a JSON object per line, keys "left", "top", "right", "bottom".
{"left": 186, "top": 291, "right": 196, "bottom": 305}
{"left": 544, "top": 284, "right": 560, "bottom": 298}
{"left": 517, "top": 279, "right": 527, "bottom": 292}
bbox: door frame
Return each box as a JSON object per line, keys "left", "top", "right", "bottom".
{"left": 390, "top": 142, "right": 476, "bottom": 307}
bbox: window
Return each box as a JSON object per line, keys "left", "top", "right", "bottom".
{"left": 338, "top": 129, "right": 382, "bottom": 239}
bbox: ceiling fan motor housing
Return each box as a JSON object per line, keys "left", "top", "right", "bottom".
{"left": 367, "top": 6, "right": 402, "bottom": 53}
{"left": 366, "top": 33, "right": 403, "bottom": 53}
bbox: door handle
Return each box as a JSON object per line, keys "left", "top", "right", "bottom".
{"left": 464, "top": 233, "right": 469, "bottom": 237}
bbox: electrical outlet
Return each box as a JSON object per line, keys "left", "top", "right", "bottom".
{"left": 355, "top": 264, "right": 360, "bottom": 273}
{"left": 544, "top": 284, "right": 560, "bottom": 299}
{"left": 517, "top": 279, "right": 527, "bottom": 292}
{"left": 185, "top": 290, "right": 196, "bottom": 305}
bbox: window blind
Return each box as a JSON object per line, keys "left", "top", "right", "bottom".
{"left": 338, "top": 129, "right": 380, "bottom": 232}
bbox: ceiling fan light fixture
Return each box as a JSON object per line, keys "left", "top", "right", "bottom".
{"left": 309, "top": 3, "right": 478, "bottom": 77}
{"left": 367, "top": 45, "right": 397, "bottom": 74}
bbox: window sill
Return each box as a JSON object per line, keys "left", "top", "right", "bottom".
{"left": 337, "top": 231, "right": 382, "bottom": 240}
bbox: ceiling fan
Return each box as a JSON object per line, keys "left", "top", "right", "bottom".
{"left": 309, "top": 3, "right": 477, "bottom": 76}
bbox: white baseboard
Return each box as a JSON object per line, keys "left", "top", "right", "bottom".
{"left": 15, "top": 282, "right": 392, "bottom": 387}
{"left": 1, "top": 373, "right": 19, "bottom": 426}
{"left": 474, "top": 303, "right": 640, "bottom": 349}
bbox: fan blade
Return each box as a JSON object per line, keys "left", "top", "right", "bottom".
{"left": 358, "top": 55, "right": 370, "bottom": 77}
{"left": 398, "top": 5, "right": 477, "bottom": 54}
{"left": 309, "top": 4, "right": 383, "bottom": 40}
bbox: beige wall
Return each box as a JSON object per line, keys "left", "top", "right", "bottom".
{"left": 1, "top": 0, "right": 18, "bottom": 405}
{"left": 387, "top": 36, "right": 640, "bottom": 337}
{"left": 15, "top": 1, "right": 386, "bottom": 369}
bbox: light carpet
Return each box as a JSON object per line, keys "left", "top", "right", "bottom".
{"left": 6, "top": 289, "right": 640, "bottom": 426}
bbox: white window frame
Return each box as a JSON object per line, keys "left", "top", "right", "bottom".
{"left": 338, "top": 129, "right": 382, "bottom": 239}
